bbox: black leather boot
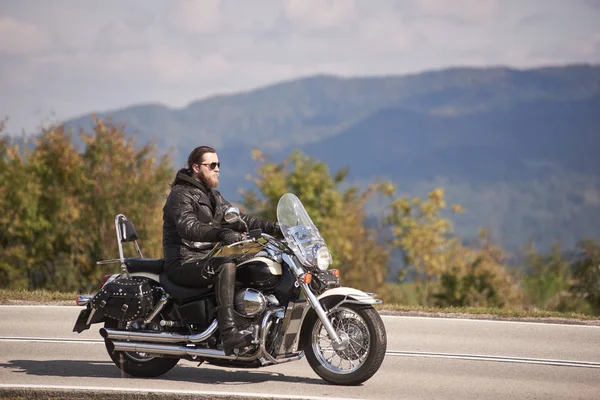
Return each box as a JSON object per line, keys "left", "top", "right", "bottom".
{"left": 215, "top": 263, "right": 253, "bottom": 356}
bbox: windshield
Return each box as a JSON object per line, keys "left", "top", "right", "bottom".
{"left": 276, "top": 193, "right": 328, "bottom": 267}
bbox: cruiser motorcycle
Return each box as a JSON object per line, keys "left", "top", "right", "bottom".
{"left": 73, "top": 193, "right": 387, "bottom": 385}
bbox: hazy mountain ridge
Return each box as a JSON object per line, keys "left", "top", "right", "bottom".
{"left": 11, "top": 63, "right": 600, "bottom": 252}
{"left": 63, "top": 64, "right": 600, "bottom": 155}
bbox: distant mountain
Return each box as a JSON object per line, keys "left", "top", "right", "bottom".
{"left": 50, "top": 64, "right": 600, "bottom": 253}
{"left": 303, "top": 94, "right": 600, "bottom": 182}
{"left": 64, "top": 64, "right": 600, "bottom": 160}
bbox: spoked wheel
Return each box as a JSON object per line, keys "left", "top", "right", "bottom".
{"left": 302, "top": 304, "right": 387, "bottom": 386}
{"left": 104, "top": 319, "right": 180, "bottom": 378}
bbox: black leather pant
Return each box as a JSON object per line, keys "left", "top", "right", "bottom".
{"left": 165, "top": 255, "right": 236, "bottom": 288}
{"left": 165, "top": 255, "right": 253, "bottom": 354}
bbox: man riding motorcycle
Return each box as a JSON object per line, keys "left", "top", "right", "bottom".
{"left": 162, "top": 145, "right": 282, "bottom": 355}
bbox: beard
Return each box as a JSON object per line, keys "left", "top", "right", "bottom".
{"left": 198, "top": 171, "right": 219, "bottom": 189}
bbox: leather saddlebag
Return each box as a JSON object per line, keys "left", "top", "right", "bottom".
{"left": 91, "top": 277, "right": 154, "bottom": 322}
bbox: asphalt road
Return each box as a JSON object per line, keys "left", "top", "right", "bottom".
{"left": 0, "top": 305, "right": 599, "bottom": 399}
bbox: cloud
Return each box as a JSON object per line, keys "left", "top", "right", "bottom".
{"left": 168, "top": 0, "right": 221, "bottom": 34}
{"left": 0, "top": 17, "right": 52, "bottom": 55}
{"left": 147, "top": 51, "right": 231, "bottom": 81}
{"left": 414, "top": 0, "right": 499, "bottom": 22}
{"left": 573, "top": 32, "right": 600, "bottom": 56}
{"left": 283, "top": 0, "right": 356, "bottom": 30}
{"left": 360, "top": 16, "right": 415, "bottom": 53}
{"left": 1, "top": 0, "right": 599, "bottom": 135}
{"left": 93, "top": 21, "right": 150, "bottom": 52}
{"left": 581, "top": 0, "right": 600, "bottom": 10}
{"left": 516, "top": 13, "right": 548, "bottom": 29}
{"left": 0, "top": 58, "right": 34, "bottom": 86}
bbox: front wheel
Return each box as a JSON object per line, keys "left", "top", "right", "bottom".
{"left": 301, "top": 303, "right": 387, "bottom": 385}
{"left": 104, "top": 319, "right": 180, "bottom": 378}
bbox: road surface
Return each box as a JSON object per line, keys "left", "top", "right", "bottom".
{"left": 0, "top": 305, "right": 599, "bottom": 399}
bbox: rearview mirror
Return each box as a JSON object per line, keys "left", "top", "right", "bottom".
{"left": 223, "top": 206, "right": 249, "bottom": 232}
{"left": 224, "top": 206, "right": 241, "bottom": 223}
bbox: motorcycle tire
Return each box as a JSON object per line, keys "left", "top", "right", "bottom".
{"left": 301, "top": 303, "right": 387, "bottom": 386}
{"left": 103, "top": 319, "right": 180, "bottom": 378}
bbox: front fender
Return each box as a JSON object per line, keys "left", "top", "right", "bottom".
{"left": 317, "top": 287, "right": 382, "bottom": 305}
{"left": 297, "top": 287, "right": 382, "bottom": 352}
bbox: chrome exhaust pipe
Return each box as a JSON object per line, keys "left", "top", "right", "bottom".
{"left": 111, "top": 341, "right": 243, "bottom": 360}
{"left": 100, "top": 320, "right": 219, "bottom": 344}
{"left": 111, "top": 341, "right": 305, "bottom": 364}
{"left": 104, "top": 307, "right": 300, "bottom": 364}
{"left": 76, "top": 295, "right": 94, "bottom": 306}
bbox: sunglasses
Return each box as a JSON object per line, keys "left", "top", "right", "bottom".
{"left": 200, "top": 162, "right": 220, "bottom": 170}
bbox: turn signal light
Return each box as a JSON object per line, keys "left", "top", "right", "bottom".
{"left": 331, "top": 269, "right": 340, "bottom": 277}
{"left": 100, "top": 274, "right": 117, "bottom": 288}
{"left": 303, "top": 273, "right": 313, "bottom": 284}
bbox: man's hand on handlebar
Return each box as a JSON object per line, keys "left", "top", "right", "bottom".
{"left": 218, "top": 228, "right": 243, "bottom": 245}
{"left": 218, "top": 228, "right": 265, "bottom": 247}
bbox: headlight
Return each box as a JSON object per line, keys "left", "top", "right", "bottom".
{"left": 315, "top": 245, "right": 332, "bottom": 271}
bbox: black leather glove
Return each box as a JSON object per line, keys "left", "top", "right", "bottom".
{"left": 221, "top": 219, "right": 247, "bottom": 233}
{"left": 272, "top": 223, "right": 284, "bottom": 238}
{"left": 218, "top": 228, "right": 243, "bottom": 245}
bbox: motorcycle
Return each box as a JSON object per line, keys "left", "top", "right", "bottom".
{"left": 73, "top": 192, "right": 387, "bottom": 385}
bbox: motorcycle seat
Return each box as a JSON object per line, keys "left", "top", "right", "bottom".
{"left": 159, "top": 272, "right": 214, "bottom": 301}
{"left": 125, "top": 257, "right": 165, "bottom": 274}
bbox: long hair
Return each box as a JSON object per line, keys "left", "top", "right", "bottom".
{"left": 170, "top": 145, "right": 216, "bottom": 187}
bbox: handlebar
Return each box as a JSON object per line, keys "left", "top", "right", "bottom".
{"left": 226, "top": 229, "right": 264, "bottom": 248}
{"left": 248, "top": 229, "right": 263, "bottom": 239}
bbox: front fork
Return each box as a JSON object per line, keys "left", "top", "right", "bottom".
{"left": 281, "top": 254, "right": 346, "bottom": 350}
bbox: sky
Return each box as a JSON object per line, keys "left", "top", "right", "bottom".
{"left": 1, "top": 0, "right": 599, "bottom": 135}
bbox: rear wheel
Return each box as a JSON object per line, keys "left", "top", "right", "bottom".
{"left": 301, "top": 303, "right": 387, "bottom": 386}
{"left": 103, "top": 319, "right": 180, "bottom": 378}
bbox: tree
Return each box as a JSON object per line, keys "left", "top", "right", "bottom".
{"left": 383, "top": 187, "right": 463, "bottom": 304}
{"left": 0, "top": 117, "right": 175, "bottom": 291}
{"left": 571, "top": 239, "right": 600, "bottom": 315}
{"left": 75, "top": 116, "right": 174, "bottom": 291}
{"left": 240, "top": 149, "right": 390, "bottom": 294}
{"left": 0, "top": 124, "right": 43, "bottom": 289}
{"left": 433, "top": 229, "right": 522, "bottom": 308}
{"left": 383, "top": 187, "right": 521, "bottom": 307}
{"left": 23, "top": 123, "right": 87, "bottom": 289}
{"left": 521, "top": 241, "right": 579, "bottom": 312}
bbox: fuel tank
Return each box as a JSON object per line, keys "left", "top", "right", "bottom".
{"left": 236, "top": 256, "right": 282, "bottom": 290}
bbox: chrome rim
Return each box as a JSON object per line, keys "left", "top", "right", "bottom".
{"left": 118, "top": 320, "right": 156, "bottom": 362}
{"left": 311, "top": 307, "right": 370, "bottom": 374}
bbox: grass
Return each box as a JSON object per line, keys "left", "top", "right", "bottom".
{"left": 374, "top": 303, "right": 600, "bottom": 322}
{"left": 377, "top": 281, "right": 600, "bottom": 323}
{"left": 0, "top": 289, "right": 80, "bottom": 304}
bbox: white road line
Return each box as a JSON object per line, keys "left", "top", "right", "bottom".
{"left": 387, "top": 351, "right": 600, "bottom": 368}
{"left": 1, "top": 305, "right": 598, "bottom": 328}
{"left": 380, "top": 314, "right": 600, "bottom": 328}
{"left": 0, "top": 305, "right": 77, "bottom": 308}
{"left": 0, "top": 384, "right": 362, "bottom": 400}
{"left": 0, "top": 337, "right": 103, "bottom": 344}
{"left": 2, "top": 337, "right": 598, "bottom": 370}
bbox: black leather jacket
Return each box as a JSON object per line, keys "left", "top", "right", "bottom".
{"left": 162, "top": 171, "right": 279, "bottom": 269}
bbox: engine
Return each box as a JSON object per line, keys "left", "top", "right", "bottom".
{"left": 233, "top": 288, "right": 281, "bottom": 330}
{"left": 233, "top": 288, "right": 286, "bottom": 356}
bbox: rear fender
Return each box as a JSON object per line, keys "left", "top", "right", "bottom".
{"left": 128, "top": 272, "right": 160, "bottom": 282}
{"left": 73, "top": 302, "right": 106, "bottom": 333}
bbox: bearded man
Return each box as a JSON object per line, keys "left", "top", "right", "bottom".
{"left": 162, "top": 145, "right": 281, "bottom": 355}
